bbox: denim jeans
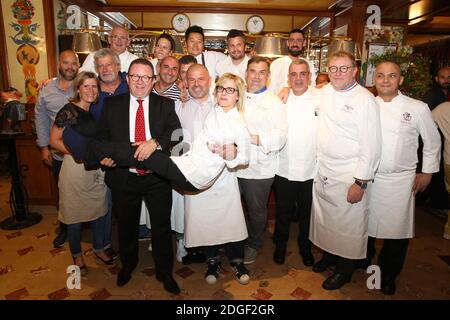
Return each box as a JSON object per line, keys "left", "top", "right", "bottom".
{"left": 67, "top": 215, "right": 106, "bottom": 257}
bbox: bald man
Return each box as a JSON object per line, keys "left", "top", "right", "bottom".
{"left": 80, "top": 26, "right": 139, "bottom": 74}
{"left": 366, "top": 61, "right": 440, "bottom": 295}
{"left": 35, "top": 50, "right": 80, "bottom": 248}
{"left": 174, "top": 64, "right": 213, "bottom": 264}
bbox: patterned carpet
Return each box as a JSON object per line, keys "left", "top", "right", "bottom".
{"left": 0, "top": 177, "right": 449, "bottom": 300}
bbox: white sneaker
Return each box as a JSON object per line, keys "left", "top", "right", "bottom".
{"left": 176, "top": 239, "right": 188, "bottom": 262}
{"left": 444, "top": 233, "right": 450, "bottom": 240}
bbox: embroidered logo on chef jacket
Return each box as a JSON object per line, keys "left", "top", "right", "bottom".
{"left": 314, "top": 106, "right": 320, "bottom": 116}
{"left": 402, "top": 112, "right": 412, "bottom": 124}
{"left": 341, "top": 104, "right": 354, "bottom": 113}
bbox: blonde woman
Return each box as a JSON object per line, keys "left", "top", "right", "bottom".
{"left": 50, "top": 72, "right": 112, "bottom": 275}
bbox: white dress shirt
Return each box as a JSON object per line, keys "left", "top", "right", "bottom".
{"left": 129, "top": 95, "right": 151, "bottom": 174}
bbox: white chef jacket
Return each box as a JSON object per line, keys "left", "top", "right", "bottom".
{"left": 193, "top": 50, "right": 226, "bottom": 80}
{"left": 310, "top": 83, "right": 381, "bottom": 259}
{"left": 277, "top": 88, "right": 319, "bottom": 181}
{"left": 368, "top": 92, "right": 441, "bottom": 239}
{"left": 268, "top": 55, "right": 316, "bottom": 95}
{"left": 183, "top": 106, "right": 250, "bottom": 247}
{"left": 432, "top": 101, "right": 450, "bottom": 165}
{"left": 216, "top": 55, "right": 250, "bottom": 80}
{"left": 80, "top": 50, "right": 139, "bottom": 74}
{"left": 236, "top": 90, "right": 288, "bottom": 180}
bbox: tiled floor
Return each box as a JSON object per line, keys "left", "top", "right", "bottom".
{"left": 0, "top": 176, "right": 449, "bottom": 300}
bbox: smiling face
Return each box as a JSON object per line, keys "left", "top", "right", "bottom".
{"left": 328, "top": 56, "right": 357, "bottom": 90}
{"left": 186, "top": 32, "right": 204, "bottom": 56}
{"left": 127, "top": 63, "right": 154, "bottom": 99}
{"left": 96, "top": 54, "right": 120, "bottom": 84}
{"left": 228, "top": 36, "right": 246, "bottom": 62}
{"left": 78, "top": 78, "right": 98, "bottom": 105}
{"left": 59, "top": 51, "right": 79, "bottom": 81}
{"left": 374, "top": 61, "right": 403, "bottom": 101}
{"left": 154, "top": 37, "right": 172, "bottom": 61}
{"left": 108, "top": 27, "right": 130, "bottom": 55}
{"left": 215, "top": 78, "right": 239, "bottom": 110}
{"left": 159, "top": 56, "right": 180, "bottom": 86}
{"left": 186, "top": 64, "right": 210, "bottom": 100}
{"left": 288, "top": 62, "right": 310, "bottom": 96}
{"left": 245, "top": 61, "right": 270, "bottom": 93}
{"left": 287, "top": 31, "right": 305, "bottom": 57}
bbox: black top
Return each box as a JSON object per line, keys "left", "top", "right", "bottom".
{"left": 55, "top": 102, "right": 98, "bottom": 162}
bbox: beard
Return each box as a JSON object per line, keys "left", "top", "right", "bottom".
{"left": 59, "top": 67, "right": 77, "bottom": 81}
{"left": 288, "top": 46, "right": 302, "bottom": 57}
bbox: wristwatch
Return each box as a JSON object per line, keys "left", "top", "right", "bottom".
{"left": 152, "top": 138, "right": 161, "bottom": 150}
{"left": 354, "top": 179, "right": 368, "bottom": 190}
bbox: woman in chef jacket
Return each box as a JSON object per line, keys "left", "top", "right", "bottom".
{"left": 184, "top": 73, "right": 251, "bottom": 286}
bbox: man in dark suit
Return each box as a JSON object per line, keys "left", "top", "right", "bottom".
{"left": 97, "top": 58, "right": 182, "bottom": 294}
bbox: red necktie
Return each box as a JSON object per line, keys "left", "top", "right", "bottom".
{"left": 135, "top": 99, "right": 147, "bottom": 175}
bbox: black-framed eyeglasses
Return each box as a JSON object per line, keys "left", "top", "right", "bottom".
{"left": 216, "top": 86, "right": 237, "bottom": 94}
{"left": 128, "top": 74, "right": 154, "bottom": 83}
{"left": 328, "top": 65, "right": 353, "bottom": 73}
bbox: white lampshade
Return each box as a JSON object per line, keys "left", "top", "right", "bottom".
{"left": 328, "top": 39, "right": 361, "bottom": 61}
{"left": 72, "top": 32, "right": 102, "bottom": 54}
{"left": 254, "top": 36, "right": 287, "bottom": 58}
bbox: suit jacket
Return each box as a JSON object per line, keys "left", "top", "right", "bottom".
{"left": 97, "top": 92, "right": 182, "bottom": 190}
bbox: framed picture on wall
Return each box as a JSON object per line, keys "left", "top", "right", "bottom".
{"left": 365, "top": 43, "right": 398, "bottom": 87}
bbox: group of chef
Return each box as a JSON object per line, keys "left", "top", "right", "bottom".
{"left": 291, "top": 50, "right": 441, "bottom": 295}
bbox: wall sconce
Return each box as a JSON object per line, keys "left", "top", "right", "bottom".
{"left": 254, "top": 35, "right": 287, "bottom": 58}
{"left": 328, "top": 38, "right": 361, "bottom": 61}
{"left": 72, "top": 32, "right": 102, "bottom": 54}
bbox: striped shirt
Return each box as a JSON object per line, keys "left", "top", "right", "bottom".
{"left": 152, "top": 82, "right": 181, "bottom": 101}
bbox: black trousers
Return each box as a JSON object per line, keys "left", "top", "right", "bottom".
{"left": 273, "top": 176, "right": 313, "bottom": 253}
{"left": 85, "top": 139, "right": 197, "bottom": 192}
{"left": 321, "top": 251, "right": 358, "bottom": 276}
{"left": 366, "top": 236, "right": 409, "bottom": 281}
{"left": 111, "top": 173, "right": 173, "bottom": 275}
{"left": 204, "top": 240, "right": 246, "bottom": 265}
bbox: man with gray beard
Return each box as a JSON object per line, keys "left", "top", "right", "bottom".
{"left": 35, "top": 50, "right": 79, "bottom": 248}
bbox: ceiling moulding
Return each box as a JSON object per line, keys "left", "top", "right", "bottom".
{"left": 102, "top": 5, "right": 333, "bottom": 17}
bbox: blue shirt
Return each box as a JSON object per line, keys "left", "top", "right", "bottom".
{"left": 34, "top": 76, "right": 74, "bottom": 160}
{"left": 90, "top": 72, "right": 129, "bottom": 121}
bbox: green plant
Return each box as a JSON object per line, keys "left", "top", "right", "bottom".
{"left": 369, "top": 46, "right": 432, "bottom": 100}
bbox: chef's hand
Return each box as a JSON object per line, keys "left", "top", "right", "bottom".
{"left": 277, "top": 87, "right": 289, "bottom": 103}
{"left": 100, "top": 158, "right": 116, "bottom": 167}
{"left": 133, "top": 139, "right": 157, "bottom": 161}
{"left": 412, "top": 173, "right": 432, "bottom": 195}
{"left": 347, "top": 184, "right": 365, "bottom": 204}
